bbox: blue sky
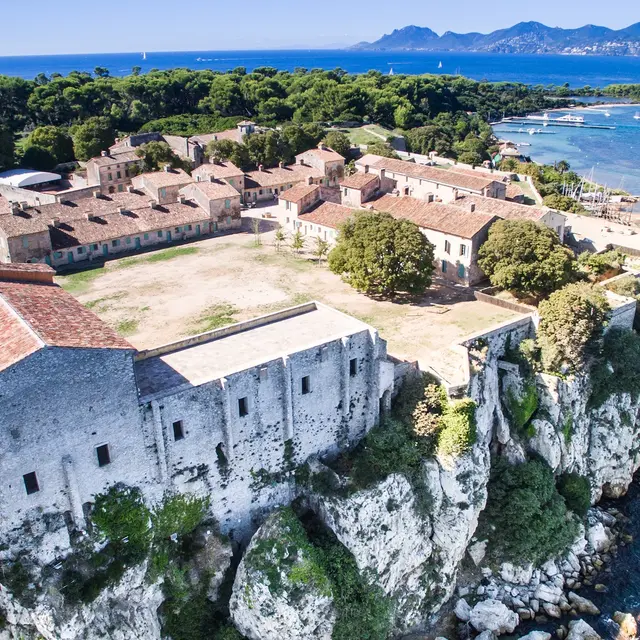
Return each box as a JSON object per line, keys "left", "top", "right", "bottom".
{"left": 0, "top": 0, "right": 638, "bottom": 56}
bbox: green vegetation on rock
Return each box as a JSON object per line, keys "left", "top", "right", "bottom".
{"left": 557, "top": 473, "right": 591, "bottom": 517}
{"left": 480, "top": 458, "right": 580, "bottom": 564}
{"left": 503, "top": 379, "right": 539, "bottom": 437}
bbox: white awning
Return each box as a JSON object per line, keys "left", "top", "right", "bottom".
{"left": 0, "top": 169, "right": 61, "bottom": 188}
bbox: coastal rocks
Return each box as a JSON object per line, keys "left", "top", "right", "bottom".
{"left": 586, "top": 523, "right": 612, "bottom": 554}
{"left": 186, "top": 524, "right": 233, "bottom": 602}
{"left": 535, "top": 584, "right": 564, "bottom": 605}
{"left": 229, "top": 510, "right": 336, "bottom": 640}
{"left": 468, "top": 540, "right": 488, "bottom": 566}
{"left": 518, "top": 632, "right": 552, "bottom": 640}
{"left": 469, "top": 599, "right": 519, "bottom": 635}
{"left": 567, "top": 593, "right": 600, "bottom": 616}
{"left": 455, "top": 598, "right": 472, "bottom": 622}
{"left": 501, "top": 563, "right": 534, "bottom": 585}
{"left": 565, "top": 619, "right": 602, "bottom": 640}
{"left": 613, "top": 612, "right": 638, "bottom": 638}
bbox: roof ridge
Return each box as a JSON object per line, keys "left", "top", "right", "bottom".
{"left": 0, "top": 291, "right": 45, "bottom": 350}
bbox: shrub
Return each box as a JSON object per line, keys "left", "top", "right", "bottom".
{"left": 437, "top": 398, "right": 477, "bottom": 458}
{"left": 503, "top": 379, "right": 538, "bottom": 435}
{"left": 589, "top": 328, "right": 640, "bottom": 407}
{"left": 557, "top": 473, "right": 591, "bottom": 517}
{"left": 477, "top": 220, "right": 576, "bottom": 299}
{"left": 152, "top": 492, "right": 210, "bottom": 540}
{"left": 578, "top": 249, "right": 626, "bottom": 278}
{"left": 538, "top": 282, "right": 610, "bottom": 373}
{"left": 606, "top": 274, "right": 640, "bottom": 300}
{"left": 480, "top": 458, "right": 579, "bottom": 564}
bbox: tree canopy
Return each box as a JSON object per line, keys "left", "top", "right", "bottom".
{"left": 323, "top": 130, "right": 351, "bottom": 157}
{"left": 478, "top": 220, "right": 576, "bottom": 299}
{"left": 24, "top": 125, "right": 74, "bottom": 167}
{"left": 135, "top": 141, "right": 189, "bottom": 172}
{"left": 71, "top": 116, "right": 115, "bottom": 161}
{"left": 538, "top": 282, "right": 610, "bottom": 374}
{"left": 328, "top": 211, "right": 435, "bottom": 297}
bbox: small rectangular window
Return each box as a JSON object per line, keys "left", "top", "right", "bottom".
{"left": 22, "top": 237, "right": 29, "bottom": 248}
{"left": 126, "top": 237, "right": 131, "bottom": 244}
{"left": 112, "top": 239, "right": 120, "bottom": 247}
{"left": 460, "top": 244, "right": 467, "bottom": 257}
{"left": 144, "top": 233, "right": 149, "bottom": 240}
{"left": 175, "top": 227, "right": 181, "bottom": 233}
{"left": 350, "top": 358, "right": 358, "bottom": 377}
{"left": 238, "top": 397, "right": 248, "bottom": 417}
{"left": 108, "top": 173, "right": 113, "bottom": 181}
{"left": 157, "top": 231, "right": 163, "bottom": 238}
{"left": 301, "top": 376, "right": 311, "bottom": 395}
{"left": 172, "top": 420, "right": 184, "bottom": 441}
{"left": 117, "top": 171, "right": 121, "bottom": 179}
{"left": 225, "top": 199, "right": 231, "bottom": 209}
{"left": 226, "top": 216, "right": 231, "bottom": 225}
{"left": 96, "top": 444, "right": 111, "bottom": 467}
{"left": 23, "top": 471, "right": 39, "bottom": 495}
{"left": 444, "top": 240, "right": 451, "bottom": 254}
{"left": 91, "top": 244, "right": 98, "bottom": 251}
{"left": 77, "top": 246, "right": 84, "bottom": 254}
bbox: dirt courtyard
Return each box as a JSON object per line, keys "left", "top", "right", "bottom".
{"left": 56, "top": 224, "right": 520, "bottom": 383}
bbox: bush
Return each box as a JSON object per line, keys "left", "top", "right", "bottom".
{"left": 538, "top": 282, "right": 610, "bottom": 374}
{"left": 480, "top": 458, "right": 579, "bottom": 564}
{"left": 477, "top": 220, "right": 576, "bottom": 299}
{"left": 606, "top": 274, "right": 640, "bottom": 300}
{"left": 578, "top": 249, "right": 626, "bottom": 278}
{"left": 152, "top": 492, "right": 210, "bottom": 540}
{"left": 503, "top": 379, "right": 538, "bottom": 435}
{"left": 437, "top": 398, "right": 477, "bottom": 458}
{"left": 589, "top": 328, "right": 640, "bottom": 407}
{"left": 557, "top": 473, "right": 591, "bottom": 517}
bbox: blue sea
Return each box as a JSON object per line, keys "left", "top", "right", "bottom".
{"left": 1, "top": 49, "right": 640, "bottom": 192}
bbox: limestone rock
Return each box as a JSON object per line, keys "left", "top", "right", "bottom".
{"left": 613, "top": 612, "right": 638, "bottom": 638}
{"left": 501, "top": 562, "right": 534, "bottom": 585}
{"left": 468, "top": 540, "right": 488, "bottom": 566}
{"left": 566, "top": 619, "right": 602, "bottom": 640}
{"left": 230, "top": 510, "right": 336, "bottom": 640}
{"left": 535, "top": 584, "right": 564, "bottom": 605}
{"left": 542, "top": 602, "right": 562, "bottom": 618}
{"left": 455, "top": 598, "right": 472, "bottom": 622}
{"left": 567, "top": 592, "right": 600, "bottom": 616}
{"left": 477, "top": 631, "right": 498, "bottom": 640}
{"left": 469, "top": 599, "right": 519, "bottom": 635}
{"left": 187, "top": 524, "right": 233, "bottom": 601}
{"left": 519, "top": 632, "right": 552, "bottom": 640}
{"left": 586, "top": 523, "right": 611, "bottom": 553}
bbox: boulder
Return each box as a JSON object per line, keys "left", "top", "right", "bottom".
{"left": 519, "top": 632, "right": 552, "bottom": 640}
{"left": 542, "top": 560, "right": 559, "bottom": 577}
{"left": 535, "top": 584, "right": 564, "bottom": 605}
{"left": 566, "top": 620, "right": 602, "bottom": 640}
{"left": 586, "top": 523, "right": 611, "bottom": 553}
{"left": 469, "top": 599, "right": 519, "bottom": 635}
{"left": 187, "top": 524, "right": 233, "bottom": 601}
{"left": 455, "top": 598, "right": 472, "bottom": 622}
{"left": 501, "top": 562, "right": 534, "bottom": 585}
{"left": 230, "top": 510, "right": 336, "bottom": 640}
{"left": 613, "top": 612, "right": 638, "bottom": 638}
{"left": 542, "top": 602, "right": 562, "bottom": 618}
{"left": 477, "top": 631, "right": 497, "bottom": 640}
{"left": 567, "top": 592, "right": 600, "bottom": 616}
{"left": 468, "top": 540, "right": 488, "bottom": 566}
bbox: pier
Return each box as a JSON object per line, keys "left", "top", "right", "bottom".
{"left": 499, "top": 117, "right": 616, "bottom": 131}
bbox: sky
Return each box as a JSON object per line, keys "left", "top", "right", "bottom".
{"left": 0, "top": 0, "right": 638, "bottom": 56}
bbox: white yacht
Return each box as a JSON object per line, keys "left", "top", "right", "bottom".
{"left": 635, "top": 112, "right": 640, "bottom": 120}
{"left": 557, "top": 114, "right": 585, "bottom": 123}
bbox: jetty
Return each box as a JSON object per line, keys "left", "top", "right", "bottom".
{"left": 499, "top": 117, "right": 616, "bottom": 131}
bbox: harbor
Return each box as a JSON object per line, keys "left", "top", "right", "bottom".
{"left": 497, "top": 115, "right": 617, "bottom": 130}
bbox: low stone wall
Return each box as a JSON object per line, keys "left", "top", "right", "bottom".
{"left": 474, "top": 288, "right": 537, "bottom": 315}
{"left": 0, "top": 184, "right": 57, "bottom": 206}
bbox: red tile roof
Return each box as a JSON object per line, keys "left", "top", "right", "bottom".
{"left": 279, "top": 183, "right": 320, "bottom": 204}
{"left": 451, "top": 195, "right": 548, "bottom": 222}
{"left": 0, "top": 278, "right": 132, "bottom": 370}
{"left": 191, "top": 129, "right": 243, "bottom": 146}
{"left": 506, "top": 183, "right": 525, "bottom": 200}
{"left": 369, "top": 195, "right": 496, "bottom": 239}
{"left": 192, "top": 161, "right": 244, "bottom": 181}
{"left": 245, "top": 164, "right": 323, "bottom": 189}
{"left": 298, "top": 201, "right": 354, "bottom": 229}
{"left": 187, "top": 180, "right": 241, "bottom": 201}
{"left": 340, "top": 173, "right": 379, "bottom": 190}
{"left": 298, "top": 146, "right": 345, "bottom": 163}
{"left": 133, "top": 168, "right": 193, "bottom": 190}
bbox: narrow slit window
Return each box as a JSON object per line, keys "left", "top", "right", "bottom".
{"left": 172, "top": 420, "right": 184, "bottom": 441}
{"left": 301, "top": 376, "right": 311, "bottom": 395}
{"left": 350, "top": 358, "right": 358, "bottom": 377}
{"left": 23, "top": 471, "right": 39, "bottom": 495}
{"left": 238, "top": 397, "right": 248, "bottom": 417}
{"left": 96, "top": 444, "right": 111, "bottom": 467}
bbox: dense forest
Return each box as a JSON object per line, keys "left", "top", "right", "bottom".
{"left": 2, "top": 66, "right": 627, "bottom": 173}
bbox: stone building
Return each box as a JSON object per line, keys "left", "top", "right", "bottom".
{"left": 85, "top": 150, "right": 142, "bottom": 195}
{"left": 295, "top": 144, "right": 345, "bottom": 187}
{"left": 192, "top": 161, "right": 245, "bottom": 194}
{"left": 0, "top": 265, "right": 394, "bottom": 550}
{"left": 243, "top": 164, "right": 325, "bottom": 204}
{"left": 132, "top": 168, "right": 194, "bottom": 205}
{"left": 340, "top": 172, "right": 381, "bottom": 208}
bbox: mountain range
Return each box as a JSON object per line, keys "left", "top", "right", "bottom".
{"left": 351, "top": 21, "right": 640, "bottom": 56}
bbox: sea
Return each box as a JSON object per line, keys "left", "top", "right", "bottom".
{"left": 1, "top": 49, "right": 640, "bottom": 192}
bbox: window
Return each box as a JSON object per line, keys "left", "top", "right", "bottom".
{"left": 23, "top": 471, "right": 39, "bottom": 495}
{"left": 160, "top": 188, "right": 167, "bottom": 199}
{"left": 125, "top": 168, "right": 130, "bottom": 178}
{"left": 344, "top": 188, "right": 348, "bottom": 196}
{"left": 267, "top": 188, "right": 272, "bottom": 194}
{"left": 238, "top": 397, "right": 248, "bottom": 417}
{"left": 459, "top": 244, "right": 467, "bottom": 257}
{"left": 228, "top": 178, "right": 234, "bottom": 186}
{"left": 157, "top": 231, "right": 163, "bottom": 238}
{"left": 112, "top": 239, "right": 120, "bottom": 247}
{"left": 259, "top": 189, "right": 263, "bottom": 195}
{"left": 444, "top": 240, "right": 451, "bottom": 254}
{"left": 286, "top": 200, "right": 291, "bottom": 211}
{"left": 117, "top": 171, "right": 121, "bottom": 179}
{"left": 144, "top": 233, "right": 149, "bottom": 240}
{"left": 441, "top": 260, "right": 447, "bottom": 273}
{"left": 107, "top": 173, "right": 113, "bottom": 181}
{"left": 186, "top": 225, "right": 192, "bottom": 231}
{"left": 22, "top": 237, "right": 29, "bottom": 248}
{"left": 225, "top": 199, "right": 231, "bottom": 209}
{"left": 54, "top": 251, "right": 63, "bottom": 259}
{"left": 172, "top": 420, "right": 184, "bottom": 441}
{"left": 213, "top": 222, "right": 218, "bottom": 232}
{"left": 175, "top": 227, "right": 181, "bottom": 233}
{"left": 118, "top": 184, "right": 124, "bottom": 192}
{"left": 350, "top": 358, "right": 358, "bottom": 377}
{"left": 77, "top": 246, "right": 84, "bottom": 254}
{"left": 226, "top": 216, "right": 231, "bottom": 225}
{"left": 91, "top": 244, "right": 98, "bottom": 251}
{"left": 301, "top": 376, "right": 311, "bottom": 395}
{"left": 125, "top": 237, "right": 131, "bottom": 244}
{"left": 96, "top": 444, "right": 111, "bottom": 467}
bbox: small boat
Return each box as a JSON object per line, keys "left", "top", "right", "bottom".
{"left": 604, "top": 111, "right": 611, "bottom": 117}
{"left": 142, "top": 52, "right": 147, "bottom": 60}
{"left": 635, "top": 112, "right": 640, "bottom": 120}
{"left": 389, "top": 67, "right": 394, "bottom": 76}
{"left": 557, "top": 114, "right": 585, "bottom": 123}
{"left": 438, "top": 61, "right": 443, "bottom": 69}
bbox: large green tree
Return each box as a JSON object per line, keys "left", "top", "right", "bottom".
{"left": 25, "top": 125, "right": 74, "bottom": 165}
{"left": 0, "top": 125, "right": 14, "bottom": 171}
{"left": 538, "top": 282, "right": 610, "bottom": 373}
{"left": 323, "top": 130, "right": 351, "bottom": 158}
{"left": 72, "top": 116, "right": 115, "bottom": 161}
{"left": 478, "top": 220, "right": 576, "bottom": 299}
{"left": 328, "top": 211, "right": 435, "bottom": 297}
{"left": 135, "top": 141, "right": 189, "bottom": 172}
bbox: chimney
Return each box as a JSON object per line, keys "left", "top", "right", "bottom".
{"left": 118, "top": 207, "right": 127, "bottom": 215}
{"left": 364, "top": 165, "right": 369, "bottom": 174}
{"left": 93, "top": 190, "right": 101, "bottom": 199}
{"left": 163, "top": 164, "right": 171, "bottom": 172}
{"left": 101, "top": 150, "right": 109, "bottom": 157}
{"left": 149, "top": 200, "right": 159, "bottom": 210}
{"left": 307, "top": 176, "right": 314, "bottom": 186}
{"left": 0, "top": 264, "right": 54, "bottom": 284}
{"left": 258, "top": 164, "right": 264, "bottom": 172}
{"left": 469, "top": 203, "right": 476, "bottom": 213}
{"left": 178, "top": 194, "right": 186, "bottom": 204}
{"left": 87, "top": 213, "right": 97, "bottom": 221}
{"left": 127, "top": 185, "right": 135, "bottom": 193}
{"left": 50, "top": 217, "right": 61, "bottom": 228}
{"left": 318, "top": 142, "right": 327, "bottom": 151}
{"left": 278, "top": 161, "right": 284, "bottom": 169}
{"left": 115, "top": 137, "right": 121, "bottom": 144}
{"left": 19, "top": 202, "right": 28, "bottom": 211}
{"left": 10, "top": 202, "right": 20, "bottom": 215}
{"left": 209, "top": 175, "right": 216, "bottom": 182}
{"left": 379, "top": 168, "right": 385, "bottom": 179}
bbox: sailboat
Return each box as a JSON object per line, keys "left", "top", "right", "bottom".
{"left": 438, "top": 61, "right": 443, "bottom": 69}
{"left": 388, "top": 67, "right": 394, "bottom": 76}
{"left": 142, "top": 52, "right": 147, "bottom": 60}
{"left": 635, "top": 112, "right": 640, "bottom": 120}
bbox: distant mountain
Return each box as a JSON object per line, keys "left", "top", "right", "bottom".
{"left": 352, "top": 21, "right": 640, "bottom": 56}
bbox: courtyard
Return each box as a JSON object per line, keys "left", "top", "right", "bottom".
{"left": 56, "top": 220, "right": 521, "bottom": 384}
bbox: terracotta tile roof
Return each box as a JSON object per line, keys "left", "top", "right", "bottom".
{"left": 299, "top": 146, "right": 345, "bottom": 162}
{"left": 87, "top": 151, "right": 140, "bottom": 167}
{"left": 191, "top": 129, "right": 243, "bottom": 146}
{"left": 370, "top": 157, "right": 498, "bottom": 192}
{"left": 448, "top": 166, "right": 509, "bottom": 183}
{"left": 355, "top": 154, "right": 384, "bottom": 167}
{"left": 298, "top": 201, "right": 354, "bottom": 229}
{"left": 192, "top": 161, "right": 243, "bottom": 180}
{"left": 0, "top": 278, "right": 132, "bottom": 370}
{"left": 49, "top": 201, "right": 211, "bottom": 249}
{"left": 245, "top": 164, "right": 323, "bottom": 189}
{"left": 133, "top": 168, "right": 193, "bottom": 189}
{"left": 369, "top": 195, "right": 496, "bottom": 239}
{"left": 0, "top": 195, "right": 11, "bottom": 215}
{"left": 0, "top": 262, "right": 54, "bottom": 276}
{"left": 340, "top": 173, "right": 379, "bottom": 190}
{"left": 0, "top": 210, "right": 52, "bottom": 237}
{"left": 187, "top": 180, "right": 240, "bottom": 201}
{"left": 506, "top": 183, "right": 525, "bottom": 200}
{"left": 452, "top": 195, "right": 548, "bottom": 222}
{"left": 279, "top": 183, "right": 320, "bottom": 204}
